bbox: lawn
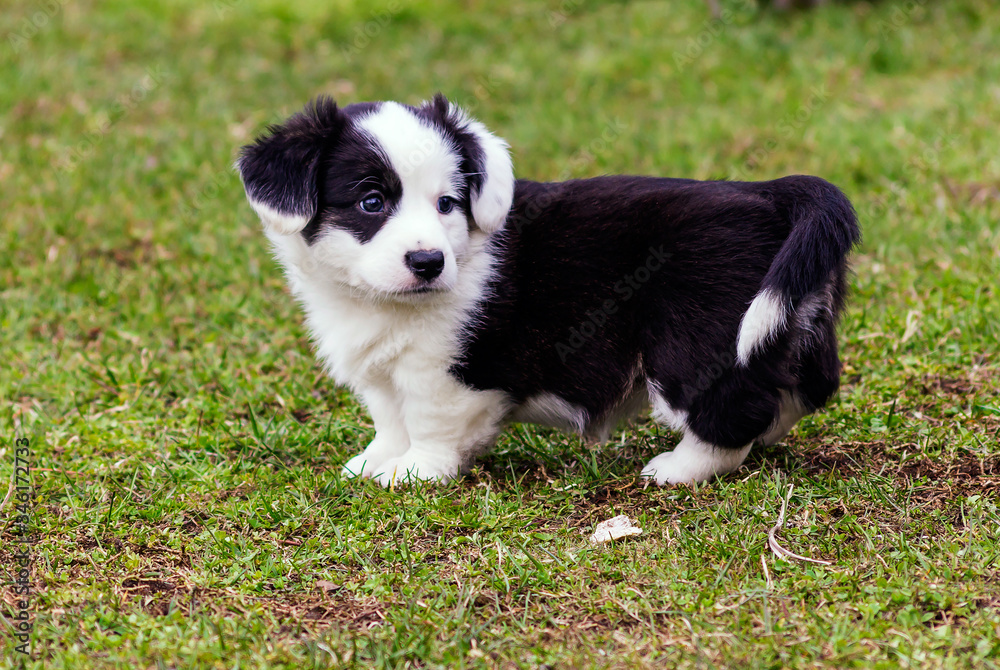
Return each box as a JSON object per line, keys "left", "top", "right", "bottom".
{"left": 1, "top": 0, "right": 999, "bottom": 667}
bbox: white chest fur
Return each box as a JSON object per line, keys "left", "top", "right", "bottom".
{"left": 265, "top": 230, "right": 496, "bottom": 393}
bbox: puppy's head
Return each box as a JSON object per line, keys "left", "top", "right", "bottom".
{"left": 237, "top": 94, "right": 514, "bottom": 298}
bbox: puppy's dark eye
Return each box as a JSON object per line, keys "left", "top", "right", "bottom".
{"left": 360, "top": 194, "right": 384, "bottom": 213}
{"left": 437, "top": 196, "right": 457, "bottom": 215}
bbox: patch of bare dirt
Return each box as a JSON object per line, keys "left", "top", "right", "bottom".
{"left": 122, "top": 580, "right": 389, "bottom": 630}
{"left": 797, "top": 440, "right": 1000, "bottom": 505}
{"left": 121, "top": 576, "right": 176, "bottom": 595}
{"left": 82, "top": 235, "right": 167, "bottom": 270}
{"left": 38, "top": 535, "right": 390, "bottom": 633}
{"left": 941, "top": 178, "right": 1000, "bottom": 209}
{"left": 920, "top": 369, "right": 1000, "bottom": 398}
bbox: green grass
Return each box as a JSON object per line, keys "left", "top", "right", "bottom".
{"left": 2, "top": 0, "right": 999, "bottom": 667}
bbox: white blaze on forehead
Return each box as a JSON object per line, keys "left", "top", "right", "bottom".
{"left": 356, "top": 102, "right": 462, "bottom": 196}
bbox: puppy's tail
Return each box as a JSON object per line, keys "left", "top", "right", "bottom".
{"left": 736, "top": 176, "right": 860, "bottom": 366}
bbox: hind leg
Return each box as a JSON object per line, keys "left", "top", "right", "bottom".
{"left": 642, "top": 370, "right": 783, "bottom": 484}
{"left": 642, "top": 432, "right": 752, "bottom": 485}
{"left": 794, "top": 318, "right": 842, "bottom": 412}
{"left": 759, "top": 389, "right": 809, "bottom": 445}
{"left": 756, "top": 352, "right": 836, "bottom": 448}
{"left": 757, "top": 314, "right": 842, "bottom": 448}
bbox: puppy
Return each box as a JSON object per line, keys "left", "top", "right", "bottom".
{"left": 237, "top": 95, "right": 860, "bottom": 486}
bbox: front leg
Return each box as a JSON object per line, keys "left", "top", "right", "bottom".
{"left": 341, "top": 386, "right": 410, "bottom": 478}
{"left": 372, "top": 375, "right": 509, "bottom": 487}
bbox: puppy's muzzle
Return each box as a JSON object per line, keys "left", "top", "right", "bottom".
{"left": 405, "top": 250, "right": 445, "bottom": 282}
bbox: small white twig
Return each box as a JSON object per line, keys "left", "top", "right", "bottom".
{"left": 768, "top": 484, "right": 832, "bottom": 565}
{"left": 761, "top": 555, "right": 773, "bottom": 590}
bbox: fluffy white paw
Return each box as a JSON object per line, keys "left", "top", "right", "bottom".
{"left": 341, "top": 452, "right": 389, "bottom": 479}
{"left": 641, "top": 438, "right": 752, "bottom": 486}
{"left": 641, "top": 451, "right": 714, "bottom": 485}
{"left": 372, "top": 452, "right": 460, "bottom": 488}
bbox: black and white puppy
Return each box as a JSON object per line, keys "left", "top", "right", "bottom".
{"left": 237, "top": 95, "right": 860, "bottom": 486}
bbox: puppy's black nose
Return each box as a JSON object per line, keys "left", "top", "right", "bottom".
{"left": 405, "top": 250, "right": 445, "bottom": 281}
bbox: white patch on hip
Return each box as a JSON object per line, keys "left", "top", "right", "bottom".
{"left": 736, "top": 287, "right": 788, "bottom": 365}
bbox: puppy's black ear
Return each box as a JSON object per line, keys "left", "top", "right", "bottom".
{"left": 237, "top": 97, "right": 342, "bottom": 235}
{"left": 421, "top": 94, "right": 514, "bottom": 234}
